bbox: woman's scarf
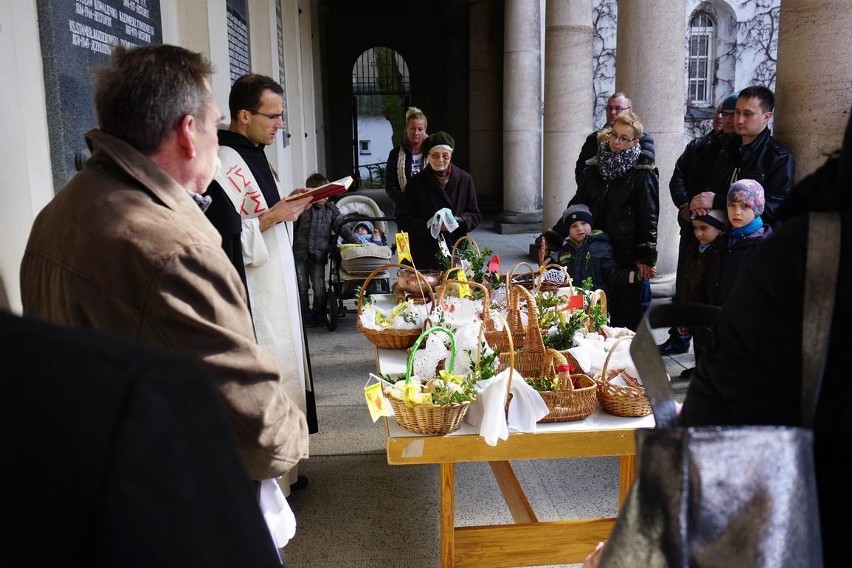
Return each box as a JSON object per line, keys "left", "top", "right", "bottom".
{"left": 729, "top": 215, "right": 764, "bottom": 240}
{"left": 434, "top": 163, "right": 452, "bottom": 189}
{"left": 596, "top": 140, "right": 641, "bottom": 181}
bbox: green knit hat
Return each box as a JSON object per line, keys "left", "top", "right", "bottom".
{"left": 423, "top": 131, "right": 455, "bottom": 154}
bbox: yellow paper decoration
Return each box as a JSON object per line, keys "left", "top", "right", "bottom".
{"left": 396, "top": 232, "right": 412, "bottom": 264}
{"left": 364, "top": 382, "right": 392, "bottom": 422}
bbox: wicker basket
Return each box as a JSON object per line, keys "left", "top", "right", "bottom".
{"left": 536, "top": 263, "right": 575, "bottom": 294}
{"left": 498, "top": 285, "right": 598, "bottom": 422}
{"left": 387, "top": 326, "right": 470, "bottom": 435}
{"left": 449, "top": 235, "right": 481, "bottom": 269}
{"left": 356, "top": 263, "right": 431, "bottom": 349}
{"left": 431, "top": 273, "right": 490, "bottom": 326}
{"left": 507, "top": 261, "right": 537, "bottom": 291}
{"left": 595, "top": 335, "right": 652, "bottom": 417}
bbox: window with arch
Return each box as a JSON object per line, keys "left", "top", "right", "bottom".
{"left": 688, "top": 11, "right": 715, "bottom": 107}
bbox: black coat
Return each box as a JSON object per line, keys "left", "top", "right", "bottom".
{"left": 679, "top": 108, "right": 852, "bottom": 561}
{"left": 701, "top": 226, "right": 772, "bottom": 307}
{"left": 669, "top": 130, "right": 730, "bottom": 235}
{"left": 556, "top": 231, "right": 632, "bottom": 297}
{"left": 396, "top": 164, "right": 482, "bottom": 270}
{"left": 568, "top": 154, "right": 659, "bottom": 269}
{"left": 707, "top": 127, "right": 795, "bottom": 228}
{"left": 384, "top": 143, "right": 420, "bottom": 214}
{"left": 679, "top": 210, "right": 851, "bottom": 564}
{"left": 0, "top": 311, "right": 282, "bottom": 567}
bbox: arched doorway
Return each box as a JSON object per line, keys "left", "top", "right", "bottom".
{"left": 351, "top": 46, "right": 411, "bottom": 188}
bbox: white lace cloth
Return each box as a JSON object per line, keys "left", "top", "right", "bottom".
{"left": 259, "top": 478, "right": 296, "bottom": 550}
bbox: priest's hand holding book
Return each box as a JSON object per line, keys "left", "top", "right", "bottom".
{"left": 258, "top": 189, "right": 312, "bottom": 232}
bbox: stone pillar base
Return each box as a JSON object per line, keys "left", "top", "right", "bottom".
{"left": 494, "top": 210, "right": 543, "bottom": 234}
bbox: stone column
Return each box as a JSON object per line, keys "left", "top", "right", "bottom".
{"left": 775, "top": 0, "right": 852, "bottom": 182}
{"left": 615, "top": 0, "right": 686, "bottom": 290}
{"left": 495, "top": 0, "right": 543, "bottom": 234}
{"left": 469, "top": 0, "right": 503, "bottom": 208}
{"left": 543, "top": 0, "right": 594, "bottom": 229}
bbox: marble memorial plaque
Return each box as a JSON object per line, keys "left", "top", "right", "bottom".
{"left": 37, "top": 0, "right": 162, "bottom": 191}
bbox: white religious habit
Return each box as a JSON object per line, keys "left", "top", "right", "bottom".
{"left": 215, "top": 146, "right": 309, "bottom": 521}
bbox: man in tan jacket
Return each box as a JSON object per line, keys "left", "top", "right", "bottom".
{"left": 20, "top": 45, "right": 308, "bottom": 484}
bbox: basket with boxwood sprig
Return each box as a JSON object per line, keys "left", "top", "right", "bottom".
{"left": 539, "top": 277, "right": 608, "bottom": 353}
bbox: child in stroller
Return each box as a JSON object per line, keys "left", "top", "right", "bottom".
{"left": 326, "top": 194, "right": 394, "bottom": 330}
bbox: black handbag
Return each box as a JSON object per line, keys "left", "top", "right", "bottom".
{"left": 598, "top": 212, "right": 840, "bottom": 568}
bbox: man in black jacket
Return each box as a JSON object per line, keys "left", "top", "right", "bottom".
{"left": 690, "top": 85, "right": 795, "bottom": 228}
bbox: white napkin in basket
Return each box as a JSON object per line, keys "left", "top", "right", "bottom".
{"left": 466, "top": 369, "right": 549, "bottom": 446}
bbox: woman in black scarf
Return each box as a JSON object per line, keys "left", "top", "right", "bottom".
{"left": 569, "top": 111, "right": 659, "bottom": 329}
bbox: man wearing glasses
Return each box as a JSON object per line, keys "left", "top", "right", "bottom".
{"left": 204, "top": 74, "right": 316, "bottom": 517}
{"left": 574, "top": 92, "right": 656, "bottom": 186}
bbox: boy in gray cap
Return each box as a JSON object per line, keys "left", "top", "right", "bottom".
{"left": 556, "top": 204, "right": 636, "bottom": 300}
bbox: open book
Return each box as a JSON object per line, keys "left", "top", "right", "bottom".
{"left": 284, "top": 175, "right": 353, "bottom": 204}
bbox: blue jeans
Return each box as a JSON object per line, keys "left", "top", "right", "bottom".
{"left": 295, "top": 259, "right": 327, "bottom": 318}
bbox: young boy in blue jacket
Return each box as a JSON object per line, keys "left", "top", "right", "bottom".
{"left": 556, "top": 204, "right": 636, "bottom": 299}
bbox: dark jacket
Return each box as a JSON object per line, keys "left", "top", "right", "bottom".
{"left": 292, "top": 201, "right": 358, "bottom": 263}
{"left": 0, "top": 311, "right": 282, "bottom": 568}
{"left": 567, "top": 153, "right": 660, "bottom": 269}
{"left": 575, "top": 130, "right": 655, "bottom": 186}
{"left": 678, "top": 243, "right": 713, "bottom": 305}
{"left": 670, "top": 130, "right": 730, "bottom": 235}
{"left": 385, "top": 143, "right": 421, "bottom": 213}
{"left": 397, "top": 164, "right": 482, "bottom": 270}
{"left": 556, "top": 230, "right": 632, "bottom": 297}
{"left": 680, "top": 110, "right": 852, "bottom": 564}
{"left": 680, "top": 211, "right": 850, "bottom": 565}
{"left": 701, "top": 226, "right": 773, "bottom": 307}
{"left": 708, "top": 127, "right": 795, "bottom": 228}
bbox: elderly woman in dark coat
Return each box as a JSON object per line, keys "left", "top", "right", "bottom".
{"left": 568, "top": 111, "right": 659, "bottom": 329}
{"left": 396, "top": 131, "right": 482, "bottom": 270}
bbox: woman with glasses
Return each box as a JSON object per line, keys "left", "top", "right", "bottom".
{"left": 396, "top": 131, "right": 482, "bottom": 270}
{"left": 567, "top": 111, "right": 659, "bottom": 329}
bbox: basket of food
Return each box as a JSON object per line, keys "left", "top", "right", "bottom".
{"left": 483, "top": 273, "right": 530, "bottom": 353}
{"left": 536, "top": 263, "right": 575, "bottom": 294}
{"left": 357, "top": 263, "right": 432, "bottom": 349}
{"left": 595, "top": 335, "right": 652, "bottom": 417}
{"left": 498, "top": 284, "right": 598, "bottom": 423}
{"left": 429, "top": 271, "right": 490, "bottom": 331}
{"left": 383, "top": 326, "right": 476, "bottom": 435}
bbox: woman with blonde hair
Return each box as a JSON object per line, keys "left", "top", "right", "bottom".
{"left": 385, "top": 106, "right": 428, "bottom": 213}
{"left": 567, "top": 110, "right": 659, "bottom": 329}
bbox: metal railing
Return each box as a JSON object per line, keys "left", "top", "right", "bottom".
{"left": 354, "top": 161, "right": 386, "bottom": 189}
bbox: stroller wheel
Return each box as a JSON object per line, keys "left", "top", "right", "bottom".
{"left": 326, "top": 290, "right": 339, "bottom": 331}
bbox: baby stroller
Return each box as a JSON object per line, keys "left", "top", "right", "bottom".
{"left": 326, "top": 194, "right": 394, "bottom": 331}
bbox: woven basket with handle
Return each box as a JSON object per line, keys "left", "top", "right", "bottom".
{"left": 536, "top": 263, "right": 575, "bottom": 294}
{"left": 356, "top": 262, "right": 430, "bottom": 349}
{"left": 595, "top": 335, "right": 652, "bottom": 417}
{"left": 497, "top": 285, "right": 598, "bottom": 423}
{"left": 387, "top": 326, "right": 470, "bottom": 435}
